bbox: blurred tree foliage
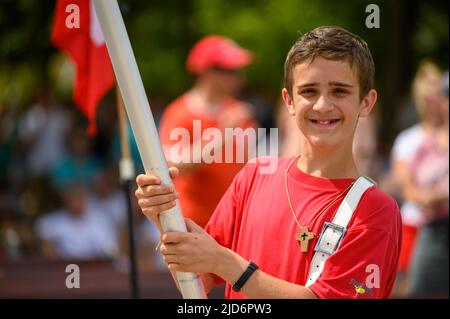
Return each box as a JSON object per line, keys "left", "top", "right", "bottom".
{"left": 0, "top": 0, "right": 448, "bottom": 146}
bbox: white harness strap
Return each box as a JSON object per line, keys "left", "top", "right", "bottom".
{"left": 305, "top": 176, "right": 375, "bottom": 287}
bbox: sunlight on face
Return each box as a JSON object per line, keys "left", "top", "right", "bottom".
{"left": 283, "top": 57, "right": 376, "bottom": 149}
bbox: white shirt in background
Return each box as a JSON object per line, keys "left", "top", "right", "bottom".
{"left": 392, "top": 124, "right": 426, "bottom": 226}
{"left": 36, "top": 205, "right": 119, "bottom": 260}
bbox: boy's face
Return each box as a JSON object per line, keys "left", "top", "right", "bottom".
{"left": 282, "top": 57, "right": 377, "bottom": 149}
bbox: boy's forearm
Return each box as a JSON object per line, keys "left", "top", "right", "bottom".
{"left": 215, "top": 247, "right": 317, "bottom": 299}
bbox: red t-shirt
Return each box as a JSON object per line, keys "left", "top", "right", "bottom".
{"left": 205, "top": 156, "right": 402, "bottom": 299}
{"left": 159, "top": 94, "right": 256, "bottom": 228}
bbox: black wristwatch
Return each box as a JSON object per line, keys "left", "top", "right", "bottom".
{"left": 232, "top": 261, "right": 259, "bottom": 292}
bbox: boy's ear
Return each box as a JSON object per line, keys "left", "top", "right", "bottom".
{"left": 359, "top": 89, "right": 377, "bottom": 117}
{"left": 282, "top": 88, "right": 295, "bottom": 115}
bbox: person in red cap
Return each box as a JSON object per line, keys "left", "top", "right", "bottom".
{"left": 158, "top": 35, "right": 258, "bottom": 228}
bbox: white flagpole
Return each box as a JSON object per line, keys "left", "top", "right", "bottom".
{"left": 93, "top": 0, "right": 206, "bottom": 299}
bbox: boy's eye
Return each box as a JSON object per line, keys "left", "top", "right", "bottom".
{"left": 299, "top": 88, "right": 318, "bottom": 95}
{"left": 333, "top": 88, "right": 350, "bottom": 95}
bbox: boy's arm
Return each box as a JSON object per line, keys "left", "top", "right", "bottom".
{"left": 162, "top": 194, "right": 401, "bottom": 300}
{"left": 215, "top": 247, "right": 317, "bottom": 299}
{"left": 162, "top": 220, "right": 318, "bottom": 299}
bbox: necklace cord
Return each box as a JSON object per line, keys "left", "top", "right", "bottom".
{"left": 284, "top": 156, "right": 355, "bottom": 234}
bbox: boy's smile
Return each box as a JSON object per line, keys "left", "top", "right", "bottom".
{"left": 282, "top": 57, "right": 376, "bottom": 150}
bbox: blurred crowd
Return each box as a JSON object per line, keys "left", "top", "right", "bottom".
{"left": 0, "top": 91, "right": 164, "bottom": 271}
{"left": 0, "top": 42, "right": 448, "bottom": 298}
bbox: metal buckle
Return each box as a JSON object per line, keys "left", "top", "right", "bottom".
{"left": 314, "top": 222, "right": 346, "bottom": 255}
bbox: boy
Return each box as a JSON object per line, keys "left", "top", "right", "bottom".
{"left": 135, "top": 26, "right": 402, "bottom": 299}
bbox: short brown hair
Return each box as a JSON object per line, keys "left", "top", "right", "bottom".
{"left": 284, "top": 26, "right": 375, "bottom": 99}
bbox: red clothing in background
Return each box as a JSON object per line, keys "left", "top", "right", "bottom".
{"left": 159, "top": 94, "right": 256, "bottom": 228}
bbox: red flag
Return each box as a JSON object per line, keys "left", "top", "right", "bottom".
{"left": 51, "top": 0, "right": 114, "bottom": 135}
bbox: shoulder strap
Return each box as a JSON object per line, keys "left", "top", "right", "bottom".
{"left": 305, "top": 176, "right": 375, "bottom": 287}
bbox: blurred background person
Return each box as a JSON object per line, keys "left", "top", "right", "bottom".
{"left": 17, "top": 91, "right": 72, "bottom": 217}
{"left": 117, "top": 185, "right": 165, "bottom": 272}
{"left": 158, "top": 35, "right": 258, "bottom": 228}
{"left": 34, "top": 123, "right": 125, "bottom": 261}
{"left": 19, "top": 89, "right": 71, "bottom": 179}
{"left": 35, "top": 183, "right": 119, "bottom": 260}
{"left": 390, "top": 61, "right": 444, "bottom": 296}
{"left": 408, "top": 70, "right": 449, "bottom": 298}
{"left": 353, "top": 115, "right": 379, "bottom": 177}
{"left": 88, "top": 167, "right": 127, "bottom": 230}
{"left": 50, "top": 126, "right": 102, "bottom": 189}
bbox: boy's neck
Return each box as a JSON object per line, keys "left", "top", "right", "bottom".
{"left": 297, "top": 141, "right": 359, "bottom": 179}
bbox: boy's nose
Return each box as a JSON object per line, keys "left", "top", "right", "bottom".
{"left": 312, "top": 95, "right": 334, "bottom": 112}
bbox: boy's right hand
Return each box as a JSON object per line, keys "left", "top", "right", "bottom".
{"left": 135, "top": 167, "right": 179, "bottom": 223}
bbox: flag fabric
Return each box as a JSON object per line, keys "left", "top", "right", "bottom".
{"left": 51, "top": 0, "right": 114, "bottom": 134}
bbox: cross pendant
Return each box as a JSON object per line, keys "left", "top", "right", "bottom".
{"left": 296, "top": 226, "right": 314, "bottom": 253}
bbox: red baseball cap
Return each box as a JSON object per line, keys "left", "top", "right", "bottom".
{"left": 186, "top": 35, "right": 253, "bottom": 74}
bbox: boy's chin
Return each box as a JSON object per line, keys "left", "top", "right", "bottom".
{"left": 307, "top": 136, "right": 340, "bottom": 148}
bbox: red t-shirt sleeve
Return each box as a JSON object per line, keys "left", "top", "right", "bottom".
{"left": 204, "top": 162, "right": 257, "bottom": 285}
{"left": 309, "top": 190, "right": 402, "bottom": 299}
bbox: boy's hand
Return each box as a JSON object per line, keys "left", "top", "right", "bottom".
{"left": 135, "top": 167, "right": 179, "bottom": 223}
{"left": 160, "top": 218, "right": 225, "bottom": 274}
